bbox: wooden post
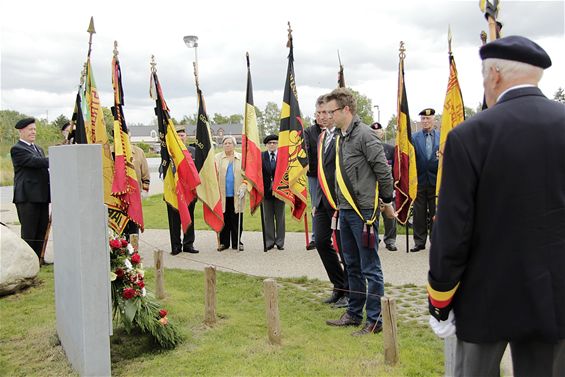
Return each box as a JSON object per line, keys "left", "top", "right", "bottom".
{"left": 263, "top": 278, "right": 281, "bottom": 345}
{"left": 204, "top": 266, "right": 217, "bottom": 325}
{"left": 129, "top": 234, "right": 139, "bottom": 251}
{"left": 153, "top": 249, "right": 165, "bottom": 299}
{"left": 381, "top": 296, "right": 399, "bottom": 365}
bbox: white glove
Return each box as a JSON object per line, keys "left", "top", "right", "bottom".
{"left": 141, "top": 190, "right": 149, "bottom": 200}
{"left": 238, "top": 186, "right": 246, "bottom": 199}
{"left": 429, "top": 310, "right": 456, "bottom": 338}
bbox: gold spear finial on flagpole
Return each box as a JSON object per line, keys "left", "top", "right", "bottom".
{"left": 87, "top": 17, "right": 96, "bottom": 57}
{"left": 448, "top": 25, "right": 453, "bottom": 55}
{"left": 399, "top": 41, "right": 406, "bottom": 60}
{"left": 286, "top": 21, "right": 293, "bottom": 48}
{"left": 150, "top": 55, "right": 157, "bottom": 73}
{"left": 113, "top": 41, "right": 119, "bottom": 59}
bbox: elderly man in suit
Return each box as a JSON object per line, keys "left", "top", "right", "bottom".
{"left": 427, "top": 36, "right": 565, "bottom": 376}
{"left": 410, "top": 108, "right": 440, "bottom": 252}
{"left": 10, "top": 118, "right": 50, "bottom": 259}
{"left": 261, "top": 134, "right": 285, "bottom": 251}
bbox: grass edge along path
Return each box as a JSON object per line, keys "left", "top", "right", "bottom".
{"left": 0, "top": 267, "right": 443, "bottom": 377}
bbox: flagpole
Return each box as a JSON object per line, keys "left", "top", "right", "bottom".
{"left": 260, "top": 203, "right": 267, "bottom": 252}
{"left": 87, "top": 17, "right": 95, "bottom": 58}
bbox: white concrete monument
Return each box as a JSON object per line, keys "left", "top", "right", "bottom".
{"left": 50, "top": 144, "right": 112, "bottom": 376}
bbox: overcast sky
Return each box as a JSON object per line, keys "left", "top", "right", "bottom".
{"left": 1, "top": 0, "right": 563, "bottom": 127}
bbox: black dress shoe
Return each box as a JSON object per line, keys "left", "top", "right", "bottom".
{"left": 238, "top": 244, "right": 244, "bottom": 251}
{"left": 323, "top": 291, "right": 343, "bottom": 304}
{"left": 410, "top": 245, "right": 425, "bottom": 252}
{"left": 326, "top": 312, "right": 361, "bottom": 327}
{"left": 385, "top": 244, "right": 398, "bottom": 251}
{"left": 217, "top": 244, "right": 228, "bottom": 252}
{"left": 171, "top": 249, "right": 182, "bottom": 255}
{"left": 351, "top": 322, "right": 383, "bottom": 336}
{"left": 184, "top": 247, "right": 199, "bottom": 254}
{"left": 276, "top": 245, "right": 284, "bottom": 250}
{"left": 306, "top": 241, "right": 316, "bottom": 250}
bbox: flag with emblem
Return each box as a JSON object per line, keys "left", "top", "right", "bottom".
{"left": 241, "top": 53, "right": 264, "bottom": 215}
{"left": 110, "top": 48, "right": 144, "bottom": 232}
{"left": 272, "top": 29, "right": 308, "bottom": 221}
{"left": 150, "top": 61, "right": 201, "bottom": 233}
{"left": 393, "top": 46, "right": 418, "bottom": 225}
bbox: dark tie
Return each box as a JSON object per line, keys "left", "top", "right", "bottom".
{"left": 425, "top": 133, "right": 432, "bottom": 159}
{"left": 31, "top": 144, "right": 40, "bottom": 155}
{"left": 270, "top": 152, "right": 276, "bottom": 171}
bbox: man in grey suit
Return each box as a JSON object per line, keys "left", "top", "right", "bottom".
{"left": 261, "top": 134, "right": 285, "bottom": 251}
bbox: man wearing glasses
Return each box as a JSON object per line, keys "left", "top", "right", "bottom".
{"left": 325, "top": 88, "right": 395, "bottom": 336}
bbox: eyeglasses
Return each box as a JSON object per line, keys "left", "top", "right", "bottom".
{"left": 327, "top": 107, "right": 343, "bottom": 116}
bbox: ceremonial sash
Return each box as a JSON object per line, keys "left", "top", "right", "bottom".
{"left": 335, "top": 135, "right": 379, "bottom": 248}
{"left": 317, "top": 130, "right": 337, "bottom": 210}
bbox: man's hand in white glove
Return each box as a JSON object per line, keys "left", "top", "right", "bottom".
{"left": 429, "top": 310, "right": 456, "bottom": 338}
{"left": 238, "top": 186, "right": 246, "bottom": 200}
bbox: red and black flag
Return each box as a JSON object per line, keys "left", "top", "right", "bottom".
{"left": 71, "top": 85, "right": 87, "bottom": 144}
{"left": 110, "top": 45, "right": 144, "bottom": 232}
{"left": 241, "top": 53, "right": 264, "bottom": 215}
{"left": 393, "top": 44, "right": 418, "bottom": 225}
{"left": 272, "top": 27, "right": 308, "bottom": 221}
{"left": 150, "top": 59, "right": 200, "bottom": 233}
{"left": 194, "top": 86, "right": 224, "bottom": 232}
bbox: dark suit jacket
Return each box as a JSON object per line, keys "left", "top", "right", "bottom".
{"left": 429, "top": 87, "right": 565, "bottom": 343}
{"left": 262, "top": 150, "right": 276, "bottom": 200}
{"left": 413, "top": 129, "right": 440, "bottom": 187}
{"left": 11, "top": 141, "right": 50, "bottom": 203}
{"left": 382, "top": 142, "right": 395, "bottom": 170}
{"left": 304, "top": 122, "right": 322, "bottom": 177}
{"left": 316, "top": 130, "right": 337, "bottom": 211}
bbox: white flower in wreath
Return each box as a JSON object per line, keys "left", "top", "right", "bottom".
{"left": 141, "top": 287, "right": 146, "bottom": 297}
{"left": 124, "top": 259, "right": 133, "bottom": 270}
{"left": 127, "top": 244, "right": 134, "bottom": 255}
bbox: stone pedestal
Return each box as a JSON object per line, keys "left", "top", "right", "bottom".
{"left": 50, "top": 144, "right": 112, "bottom": 376}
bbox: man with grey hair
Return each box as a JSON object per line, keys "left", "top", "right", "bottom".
{"left": 325, "top": 88, "right": 395, "bottom": 336}
{"left": 428, "top": 36, "right": 565, "bottom": 376}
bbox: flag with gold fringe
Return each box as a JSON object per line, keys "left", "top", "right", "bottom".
{"left": 110, "top": 45, "right": 144, "bottom": 232}
{"left": 393, "top": 43, "right": 418, "bottom": 225}
{"left": 272, "top": 27, "right": 308, "bottom": 221}
{"left": 241, "top": 53, "right": 264, "bottom": 215}
{"left": 150, "top": 58, "right": 200, "bottom": 233}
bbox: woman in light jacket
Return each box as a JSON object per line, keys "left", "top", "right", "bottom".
{"left": 215, "top": 135, "right": 247, "bottom": 251}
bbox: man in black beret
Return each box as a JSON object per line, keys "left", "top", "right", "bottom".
{"left": 261, "top": 134, "right": 285, "bottom": 251}
{"left": 410, "top": 108, "right": 440, "bottom": 252}
{"left": 427, "top": 35, "right": 564, "bottom": 376}
{"left": 11, "top": 118, "right": 51, "bottom": 260}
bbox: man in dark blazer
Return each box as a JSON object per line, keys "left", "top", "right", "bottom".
{"left": 261, "top": 134, "right": 285, "bottom": 250}
{"left": 10, "top": 118, "right": 50, "bottom": 259}
{"left": 166, "top": 126, "right": 199, "bottom": 254}
{"left": 314, "top": 97, "right": 348, "bottom": 308}
{"left": 427, "top": 36, "right": 565, "bottom": 376}
{"left": 410, "top": 108, "right": 440, "bottom": 252}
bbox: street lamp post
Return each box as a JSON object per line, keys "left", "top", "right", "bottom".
{"left": 183, "top": 35, "right": 199, "bottom": 85}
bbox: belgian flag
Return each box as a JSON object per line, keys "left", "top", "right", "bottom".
{"left": 272, "top": 29, "right": 308, "bottom": 221}
{"left": 393, "top": 49, "right": 418, "bottom": 225}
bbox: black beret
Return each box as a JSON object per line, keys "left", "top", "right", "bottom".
{"left": 370, "top": 122, "right": 382, "bottom": 130}
{"left": 15, "top": 117, "right": 35, "bottom": 129}
{"left": 419, "top": 108, "right": 435, "bottom": 116}
{"left": 263, "top": 134, "right": 278, "bottom": 144}
{"left": 479, "top": 35, "right": 551, "bottom": 69}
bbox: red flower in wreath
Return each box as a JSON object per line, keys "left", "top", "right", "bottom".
{"left": 137, "top": 280, "right": 145, "bottom": 289}
{"left": 122, "top": 287, "right": 136, "bottom": 299}
{"left": 121, "top": 239, "right": 129, "bottom": 247}
{"left": 159, "top": 309, "right": 168, "bottom": 318}
{"left": 115, "top": 268, "right": 125, "bottom": 278}
{"left": 109, "top": 239, "right": 122, "bottom": 249}
{"left": 131, "top": 253, "right": 141, "bottom": 264}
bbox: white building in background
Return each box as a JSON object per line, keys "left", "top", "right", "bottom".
{"left": 128, "top": 123, "right": 244, "bottom": 147}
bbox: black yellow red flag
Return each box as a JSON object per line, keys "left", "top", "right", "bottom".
{"left": 393, "top": 43, "right": 418, "bottom": 225}
{"left": 150, "top": 58, "right": 200, "bottom": 233}
{"left": 241, "top": 53, "right": 264, "bottom": 215}
{"left": 272, "top": 28, "right": 308, "bottom": 220}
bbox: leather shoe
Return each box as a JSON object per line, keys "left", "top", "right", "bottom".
{"left": 276, "top": 245, "right": 284, "bottom": 250}
{"left": 326, "top": 312, "right": 361, "bottom": 327}
{"left": 306, "top": 241, "right": 316, "bottom": 250}
{"left": 385, "top": 244, "right": 398, "bottom": 251}
{"left": 217, "top": 244, "right": 228, "bottom": 252}
{"left": 184, "top": 247, "right": 199, "bottom": 254}
{"left": 171, "top": 249, "right": 182, "bottom": 255}
{"left": 238, "top": 244, "right": 244, "bottom": 251}
{"left": 351, "top": 322, "right": 383, "bottom": 336}
{"left": 323, "top": 291, "right": 343, "bottom": 304}
{"left": 410, "top": 245, "right": 425, "bottom": 252}
{"left": 332, "top": 296, "right": 349, "bottom": 308}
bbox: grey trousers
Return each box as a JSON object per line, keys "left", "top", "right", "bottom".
{"left": 455, "top": 338, "right": 565, "bottom": 377}
{"left": 263, "top": 198, "right": 285, "bottom": 248}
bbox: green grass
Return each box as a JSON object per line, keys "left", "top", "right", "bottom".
{"left": 0, "top": 267, "right": 443, "bottom": 376}
{"left": 143, "top": 194, "right": 388, "bottom": 234}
